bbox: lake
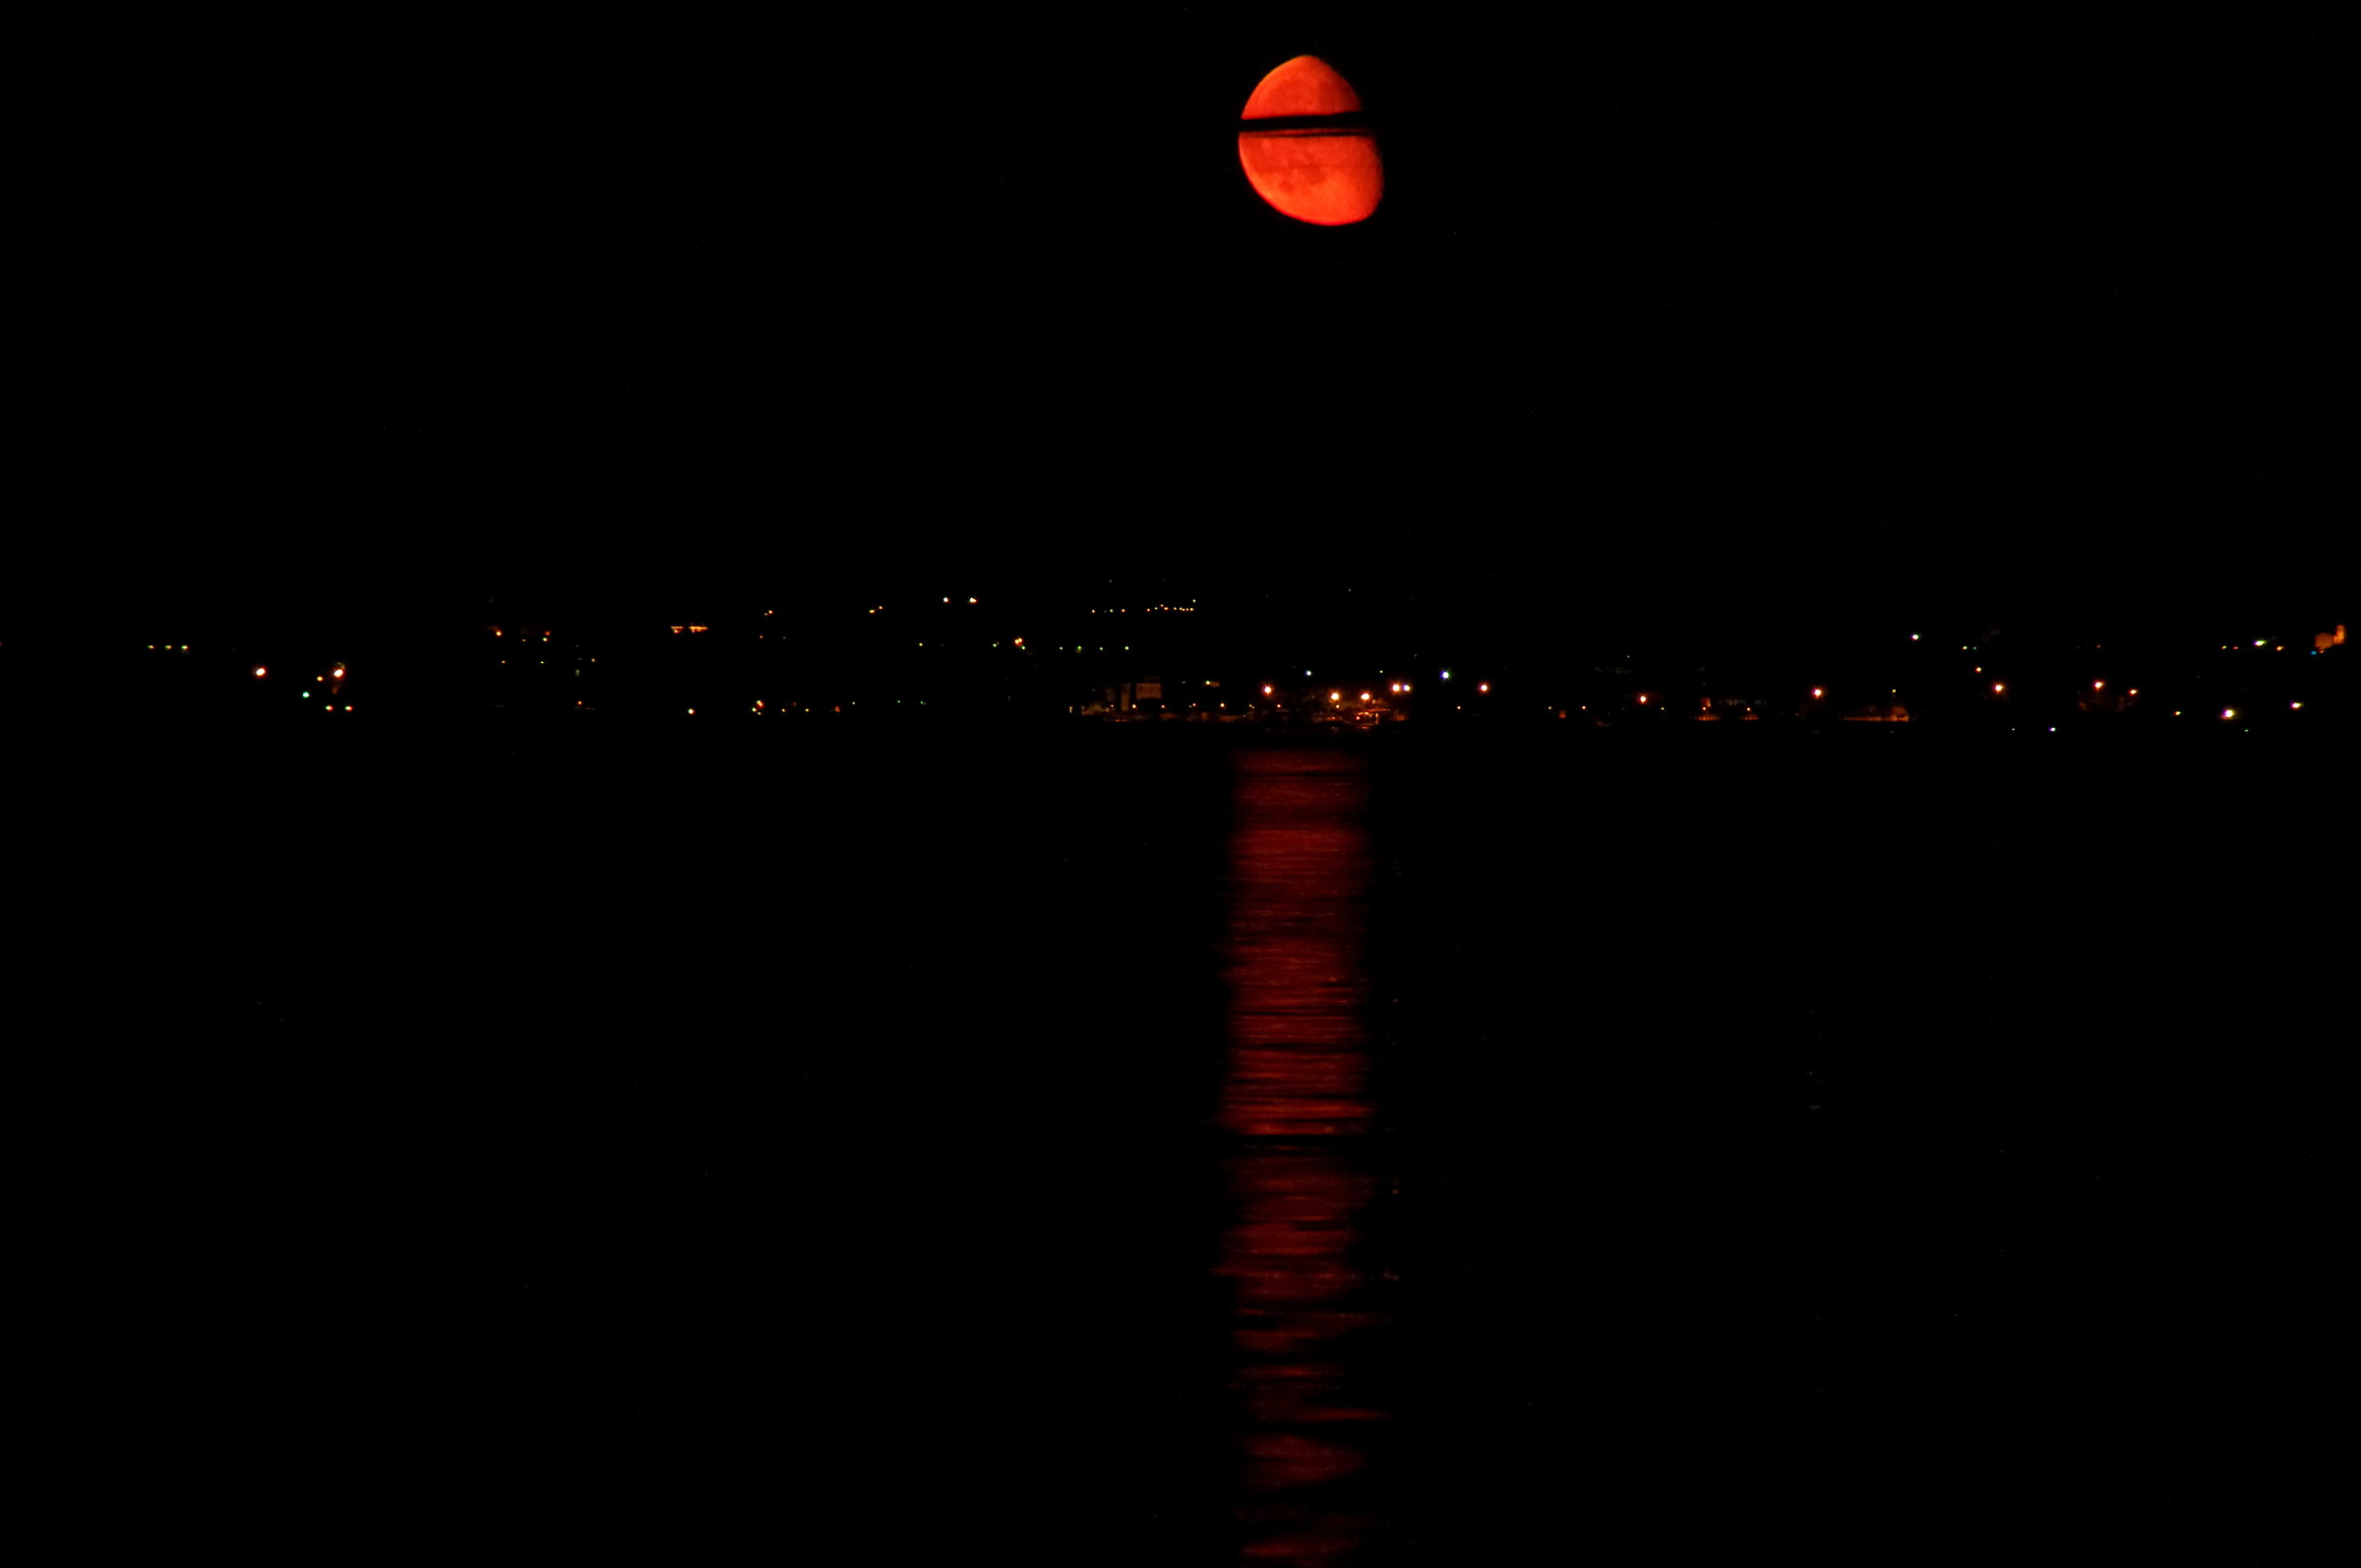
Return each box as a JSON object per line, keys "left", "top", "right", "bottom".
{"left": 36, "top": 718, "right": 2340, "bottom": 1560}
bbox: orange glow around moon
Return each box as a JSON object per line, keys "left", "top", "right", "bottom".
{"left": 1238, "top": 56, "right": 1382, "bottom": 226}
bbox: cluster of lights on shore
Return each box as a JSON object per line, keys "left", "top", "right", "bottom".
{"left": 246, "top": 661, "right": 358, "bottom": 710}
{"left": 1243, "top": 674, "right": 1489, "bottom": 704}
{"left": 598, "top": 622, "right": 2335, "bottom": 724}
{"left": 167, "top": 617, "right": 2342, "bottom": 722}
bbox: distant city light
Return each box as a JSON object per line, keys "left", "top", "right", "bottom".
{"left": 1993, "top": 683, "right": 2006, "bottom": 694}
{"left": 2222, "top": 708, "right": 2235, "bottom": 719}
{"left": 1262, "top": 686, "right": 1273, "bottom": 695}
{"left": 1478, "top": 683, "right": 1489, "bottom": 694}
{"left": 1810, "top": 688, "right": 1824, "bottom": 699}
{"left": 253, "top": 666, "right": 266, "bottom": 678}
{"left": 1440, "top": 670, "right": 1450, "bottom": 680}
{"left": 1910, "top": 633, "right": 1919, "bottom": 640}
{"left": 332, "top": 666, "right": 345, "bottom": 678}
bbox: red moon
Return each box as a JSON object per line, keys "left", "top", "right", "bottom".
{"left": 1238, "top": 56, "right": 1382, "bottom": 226}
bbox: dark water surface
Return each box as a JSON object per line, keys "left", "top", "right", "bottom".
{"left": 1220, "top": 748, "right": 1389, "bottom": 1563}
{"left": 33, "top": 721, "right": 2342, "bottom": 1559}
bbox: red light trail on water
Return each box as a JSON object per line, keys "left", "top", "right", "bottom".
{"left": 1218, "top": 748, "right": 1388, "bottom": 1564}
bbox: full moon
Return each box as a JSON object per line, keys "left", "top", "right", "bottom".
{"left": 1237, "top": 56, "right": 1382, "bottom": 226}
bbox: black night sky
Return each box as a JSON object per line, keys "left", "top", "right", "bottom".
{"left": 23, "top": 11, "right": 2346, "bottom": 644}
{"left": 18, "top": 13, "right": 2348, "bottom": 1563}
